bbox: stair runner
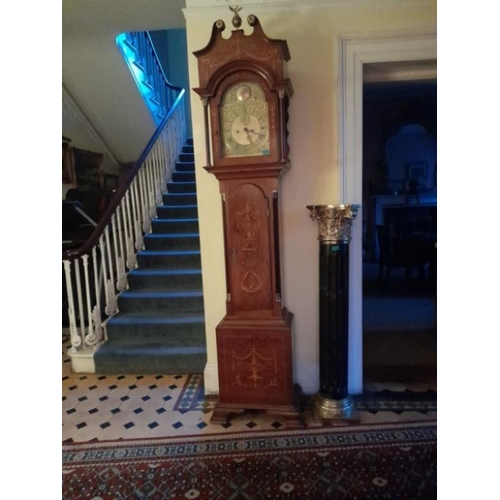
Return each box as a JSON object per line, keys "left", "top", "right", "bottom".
{"left": 94, "top": 139, "right": 207, "bottom": 374}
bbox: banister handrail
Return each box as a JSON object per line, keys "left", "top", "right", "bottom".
{"left": 63, "top": 88, "right": 185, "bottom": 262}
{"left": 145, "top": 32, "right": 182, "bottom": 95}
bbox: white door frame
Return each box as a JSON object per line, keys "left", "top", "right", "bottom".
{"left": 338, "top": 31, "right": 437, "bottom": 394}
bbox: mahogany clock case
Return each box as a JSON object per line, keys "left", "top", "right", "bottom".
{"left": 193, "top": 14, "right": 302, "bottom": 427}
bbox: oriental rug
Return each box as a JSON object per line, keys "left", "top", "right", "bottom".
{"left": 62, "top": 420, "right": 437, "bottom": 499}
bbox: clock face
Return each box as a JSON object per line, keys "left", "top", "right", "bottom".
{"left": 220, "top": 82, "right": 270, "bottom": 158}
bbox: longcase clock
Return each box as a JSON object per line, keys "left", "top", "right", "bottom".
{"left": 193, "top": 9, "right": 302, "bottom": 428}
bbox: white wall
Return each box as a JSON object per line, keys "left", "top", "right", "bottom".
{"left": 62, "top": 34, "right": 155, "bottom": 164}
{"left": 184, "top": 0, "right": 437, "bottom": 395}
{"left": 63, "top": 85, "right": 123, "bottom": 198}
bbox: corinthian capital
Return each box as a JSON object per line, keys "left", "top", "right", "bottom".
{"left": 307, "top": 204, "right": 360, "bottom": 243}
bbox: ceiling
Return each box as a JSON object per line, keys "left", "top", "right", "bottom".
{"left": 62, "top": 0, "right": 187, "bottom": 39}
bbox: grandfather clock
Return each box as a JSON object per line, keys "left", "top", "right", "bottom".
{"left": 193, "top": 8, "right": 302, "bottom": 428}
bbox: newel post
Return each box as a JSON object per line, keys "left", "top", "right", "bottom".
{"left": 307, "top": 204, "right": 360, "bottom": 424}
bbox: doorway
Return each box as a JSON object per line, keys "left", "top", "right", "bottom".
{"left": 338, "top": 33, "right": 437, "bottom": 394}
{"left": 361, "top": 76, "right": 437, "bottom": 384}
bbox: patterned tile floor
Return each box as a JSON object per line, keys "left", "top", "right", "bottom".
{"left": 62, "top": 337, "right": 436, "bottom": 443}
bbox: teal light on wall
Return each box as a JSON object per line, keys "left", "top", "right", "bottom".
{"left": 116, "top": 33, "right": 162, "bottom": 125}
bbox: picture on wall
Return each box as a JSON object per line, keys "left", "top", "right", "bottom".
{"left": 72, "top": 148, "right": 105, "bottom": 189}
{"left": 62, "top": 140, "right": 75, "bottom": 184}
{"left": 407, "top": 163, "right": 428, "bottom": 188}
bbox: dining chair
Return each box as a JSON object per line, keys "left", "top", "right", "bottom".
{"left": 375, "top": 224, "right": 427, "bottom": 286}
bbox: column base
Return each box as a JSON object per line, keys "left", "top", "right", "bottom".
{"left": 312, "top": 394, "right": 360, "bottom": 425}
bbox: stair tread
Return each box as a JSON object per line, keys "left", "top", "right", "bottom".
{"left": 97, "top": 343, "right": 207, "bottom": 354}
{"left": 120, "top": 289, "right": 203, "bottom": 298}
{"left": 129, "top": 268, "right": 201, "bottom": 276}
{"left": 107, "top": 311, "right": 205, "bottom": 323}
{"left": 139, "top": 250, "right": 200, "bottom": 256}
{"left": 144, "top": 233, "right": 200, "bottom": 238}
{"left": 157, "top": 205, "right": 198, "bottom": 209}
{"left": 152, "top": 218, "right": 199, "bottom": 223}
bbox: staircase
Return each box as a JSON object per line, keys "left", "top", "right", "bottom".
{"left": 94, "top": 138, "right": 207, "bottom": 374}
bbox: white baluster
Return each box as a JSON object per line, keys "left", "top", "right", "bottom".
{"left": 120, "top": 199, "right": 130, "bottom": 267}
{"left": 146, "top": 157, "right": 156, "bottom": 218}
{"left": 63, "top": 260, "right": 81, "bottom": 352}
{"left": 130, "top": 178, "right": 139, "bottom": 243}
{"left": 134, "top": 177, "right": 143, "bottom": 229}
{"left": 105, "top": 278, "right": 118, "bottom": 316}
{"left": 104, "top": 226, "right": 115, "bottom": 290}
{"left": 125, "top": 191, "right": 137, "bottom": 269}
{"left": 74, "top": 258, "right": 86, "bottom": 347}
{"left": 154, "top": 145, "right": 162, "bottom": 205}
{"left": 89, "top": 306, "right": 103, "bottom": 345}
{"left": 132, "top": 180, "right": 144, "bottom": 250}
{"left": 140, "top": 169, "right": 151, "bottom": 233}
{"left": 143, "top": 158, "right": 151, "bottom": 216}
{"left": 100, "top": 235, "right": 117, "bottom": 316}
{"left": 158, "top": 134, "right": 167, "bottom": 190}
{"left": 82, "top": 254, "right": 94, "bottom": 347}
{"left": 126, "top": 190, "right": 135, "bottom": 243}
{"left": 112, "top": 214, "right": 128, "bottom": 291}
{"left": 117, "top": 205, "right": 127, "bottom": 268}
{"left": 92, "top": 247, "right": 104, "bottom": 339}
{"left": 143, "top": 205, "right": 151, "bottom": 234}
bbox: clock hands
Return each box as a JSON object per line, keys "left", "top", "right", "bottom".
{"left": 245, "top": 130, "right": 254, "bottom": 144}
{"left": 243, "top": 127, "right": 266, "bottom": 139}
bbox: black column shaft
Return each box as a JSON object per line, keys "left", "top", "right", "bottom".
{"left": 318, "top": 241, "right": 349, "bottom": 400}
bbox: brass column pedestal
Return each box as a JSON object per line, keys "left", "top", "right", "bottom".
{"left": 307, "top": 204, "right": 360, "bottom": 424}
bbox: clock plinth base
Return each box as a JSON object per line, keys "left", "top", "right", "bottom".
{"left": 210, "top": 383, "right": 304, "bottom": 429}
{"left": 211, "top": 309, "right": 303, "bottom": 428}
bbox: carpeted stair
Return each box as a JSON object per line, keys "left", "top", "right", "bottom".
{"left": 94, "top": 138, "right": 207, "bottom": 374}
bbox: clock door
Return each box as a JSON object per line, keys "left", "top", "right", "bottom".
{"left": 225, "top": 183, "right": 273, "bottom": 313}
{"left": 219, "top": 81, "right": 270, "bottom": 159}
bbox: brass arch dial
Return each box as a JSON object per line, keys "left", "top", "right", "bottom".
{"left": 220, "top": 82, "right": 270, "bottom": 158}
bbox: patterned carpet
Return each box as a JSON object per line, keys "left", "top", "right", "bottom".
{"left": 62, "top": 420, "right": 437, "bottom": 499}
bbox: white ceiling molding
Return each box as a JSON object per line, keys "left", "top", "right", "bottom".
{"left": 183, "top": 0, "right": 429, "bottom": 19}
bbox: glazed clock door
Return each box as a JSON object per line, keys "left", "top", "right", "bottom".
{"left": 226, "top": 183, "right": 273, "bottom": 313}
{"left": 219, "top": 81, "right": 271, "bottom": 159}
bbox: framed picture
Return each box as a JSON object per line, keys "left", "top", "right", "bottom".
{"left": 72, "top": 147, "right": 104, "bottom": 189}
{"left": 62, "top": 141, "right": 75, "bottom": 184}
{"left": 407, "top": 163, "right": 428, "bottom": 184}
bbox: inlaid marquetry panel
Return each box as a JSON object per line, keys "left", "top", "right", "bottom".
{"left": 226, "top": 183, "right": 272, "bottom": 312}
{"left": 216, "top": 328, "right": 292, "bottom": 406}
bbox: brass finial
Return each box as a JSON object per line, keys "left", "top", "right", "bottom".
{"left": 229, "top": 5, "right": 242, "bottom": 28}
